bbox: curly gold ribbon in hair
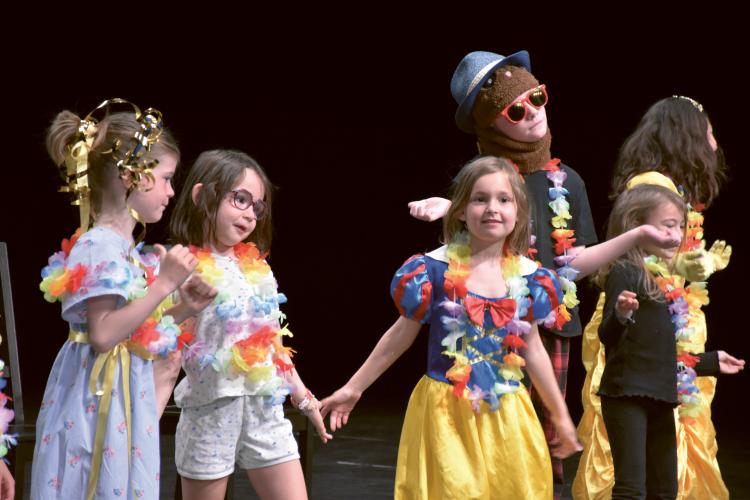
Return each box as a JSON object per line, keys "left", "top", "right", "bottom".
{"left": 59, "top": 98, "right": 164, "bottom": 241}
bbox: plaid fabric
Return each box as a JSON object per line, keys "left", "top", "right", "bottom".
{"left": 529, "top": 330, "right": 570, "bottom": 500}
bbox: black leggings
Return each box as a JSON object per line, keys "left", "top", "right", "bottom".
{"left": 601, "top": 395, "right": 677, "bottom": 500}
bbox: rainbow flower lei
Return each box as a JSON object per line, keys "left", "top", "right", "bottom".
{"left": 186, "top": 242, "right": 294, "bottom": 389}
{"left": 523, "top": 159, "right": 579, "bottom": 317}
{"left": 543, "top": 159, "right": 580, "bottom": 311}
{"left": 0, "top": 359, "right": 16, "bottom": 462}
{"left": 440, "top": 232, "right": 567, "bottom": 411}
{"left": 39, "top": 228, "right": 190, "bottom": 357}
{"left": 644, "top": 255, "right": 709, "bottom": 421}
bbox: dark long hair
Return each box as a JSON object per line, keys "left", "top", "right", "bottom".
{"left": 170, "top": 150, "right": 274, "bottom": 252}
{"left": 611, "top": 96, "right": 726, "bottom": 207}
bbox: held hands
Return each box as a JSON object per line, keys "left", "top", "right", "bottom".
{"left": 319, "top": 385, "right": 362, "bottom": 432}
{"left": 154, "top": 244, "right": 198, "bottom": 291}
{"left": 549, "top": 413, "right": 583, "bottom": 459}
{"left": 178, "top": 274, "right": 218, "bottom": 316}
{"left": 408, "top": 197, "right": 451, "bottom": 222}
{"left": 615, "top": 290, "right": 639, "bottom": 323}
{"left": 292, "top": 390, "right": 333, "bottom": 443}
{"left": 717, "top": 351, "right": 745, "bottom": 374}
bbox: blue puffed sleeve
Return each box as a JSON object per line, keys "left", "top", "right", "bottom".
{"left": 60, "top": 228, "right": 145, "bottom": 324}
{"left": 390, "top": 254, "right": 433, "bottom": 324}
{"left": 524, "top": 266, "right": 564, "bottom": 323}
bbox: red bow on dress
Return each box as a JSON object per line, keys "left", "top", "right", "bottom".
{"left": 464, "top": 296, "right": 516, "bottom": 327}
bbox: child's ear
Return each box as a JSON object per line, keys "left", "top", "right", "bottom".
{"left": 191, "top": 183, "right": 203, "bottom": 205}
{"left": 458, "top": 212, "right": 466, "bottom": 222}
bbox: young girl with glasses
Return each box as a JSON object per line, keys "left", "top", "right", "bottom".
{"left": 575, "top": 96, "right": 734, "bottom": 500}
{"left": 321, "top": 156, "right": 582, "bottom": 499}
{"left": 168, "top": 149, "right": 331, "bottom": 500}
{"left": 408, "top": 50, "right": 681, "bottom": 499}
{"left": 589, "top": 183, "right": 743, "bottom": 499}
{"left": 32, "top": 100, "right": 216, "bottom": 500}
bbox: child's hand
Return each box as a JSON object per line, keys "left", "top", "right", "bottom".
{"left": 305, "top": 406, "right": 334, "bottom": 444}
{"left": 639, "top": 224, "right": 681, "bottom": 249}
{"left": 320, "top": 386, "right": 361, "bottom": 432}
{"left": 0, "top": 460, "right": 15, "bottom": 500}
{"left": 179, "top": 274, "right": 218, "bottom": 316}
{"left": 291, "top": 390, "right": 333, "bottom": 443}
{"left": 154, "top": 244, "right": 198, "bottom": 291}
{"left": 549, "top": 414, "right": 583, "bottom": 459}
{"left": 717, "top": 351, "right": 745, "bottom": 374}
{"left": 408, "top": 197, "right": 451, "bottom": 222}
{"left": 615, "top": 290, "right": 638, "bottom": 322}
{"left": 154, "top": 350, "right": 182, "bottom": 418}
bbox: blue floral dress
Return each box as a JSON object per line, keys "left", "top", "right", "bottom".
{"left": 32, "top": 227, "right": 160, "bottom": 499}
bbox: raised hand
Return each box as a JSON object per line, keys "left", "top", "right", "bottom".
{"left": 615, "top": 290, "right": 638, "bottom": 321}
{"left": 154, "top": 244, "right": 198, "bottom": 291}
{"left": 408, "top": 197, "right": 451, "bottom": 222}
{"left": 707, "top": 240, "right": 732, "bottom": 273}
{"left": 179, "top": 274, "right": 218, "bottom": 316}
{"left": 320, "top": 386, "right": 362, "bottom": 432}
{"left": 639, "top": 224, "right": 681, "bottom": 249}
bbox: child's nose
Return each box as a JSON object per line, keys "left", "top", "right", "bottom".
{"left": 524, "top": 102, "right": 539, "bottom": 120}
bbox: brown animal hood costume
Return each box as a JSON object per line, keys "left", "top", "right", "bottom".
{"left": 473, "top": 66, "right": 551, "bottom": 174}
{"left": 450, "top": 50, "right": 551, "bottom": 173}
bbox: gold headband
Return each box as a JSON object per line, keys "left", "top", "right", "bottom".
{"left": 672, "top": 95, "right": 704, "bottom": 113}
{"left": 59, "top": 98, "right": 164, "bottom": 239}
{"left": 626, "top": 171, "right": 680, "bottom": 194}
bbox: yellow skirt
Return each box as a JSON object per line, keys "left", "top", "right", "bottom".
{"left": 572, "top": 294, "right": 727, "bottom": 500}
{"left": 395, "top": 375, "right": 552, "bottom": 500}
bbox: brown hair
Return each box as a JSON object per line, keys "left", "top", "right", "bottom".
{"left": 611, "top": 96, "right": 726, "bottom": 207}
{"left": 443, "top": 155, "right": 530, "bottom": 256}
{"left": 595, "top": 184, "right": 686, "bottom": 299}
{"left": 170, "top": 150, "right": 274, "bottom": 252}
{"left": 46, "top": 110, "right": 179, "bottom": 216}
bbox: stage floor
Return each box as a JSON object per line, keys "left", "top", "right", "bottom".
{"left": 17, "top": 398, "right": 749, "bottom": 499}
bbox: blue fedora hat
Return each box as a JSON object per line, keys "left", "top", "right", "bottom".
{"left": 451, "top": 50, "right": 531, "bottom": 133}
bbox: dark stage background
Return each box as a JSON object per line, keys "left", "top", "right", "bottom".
{"left": 2, "top": 19, "right": 747, "bottom": 441}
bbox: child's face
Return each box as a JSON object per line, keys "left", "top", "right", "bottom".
{"left": 213, "top": 168, "right": 265, "bottom": 254}
{"left": 643, "top": 201, "right": 684, "bottom": 260}
{"left": 127, "top": 153, "right": 177, "bottom": 223}
{"left": 460, "top": 172, "right": 518, "bottom": 245}
{"left": 491, "top": 85, "right": 548, "bottom": 143}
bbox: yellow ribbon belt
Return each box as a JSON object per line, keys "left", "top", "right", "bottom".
{"left": 68, "top": 330, "right": 153, "bottom": 500}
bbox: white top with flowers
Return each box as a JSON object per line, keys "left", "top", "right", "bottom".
{"left": 174, "top": 245, "right": 292, "bottom": 409}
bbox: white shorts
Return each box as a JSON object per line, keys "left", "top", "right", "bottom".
{"left": 175, "top": 396, "right": 300, "bottom": 480}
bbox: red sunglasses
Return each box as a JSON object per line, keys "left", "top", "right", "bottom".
{"left": 499, "top": 84, "right": 548, "bottom": 124}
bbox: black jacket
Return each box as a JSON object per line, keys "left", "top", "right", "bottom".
{"left": 598, "top": 262, "right": 719, "bottom": 405}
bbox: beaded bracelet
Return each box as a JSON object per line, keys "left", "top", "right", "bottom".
{"left": 291, "top": 389, "right": 320, "bottom": 415}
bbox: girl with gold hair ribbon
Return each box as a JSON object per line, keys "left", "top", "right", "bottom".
{"left": 32, "top": 99, "right": 216, "bottom": 500}
{"left": 574, "top": 96, "right": 733, "bottom": 500}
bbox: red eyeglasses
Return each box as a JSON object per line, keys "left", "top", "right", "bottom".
{"left": 499, "top": 84, "right": 548, "bottom": 124}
